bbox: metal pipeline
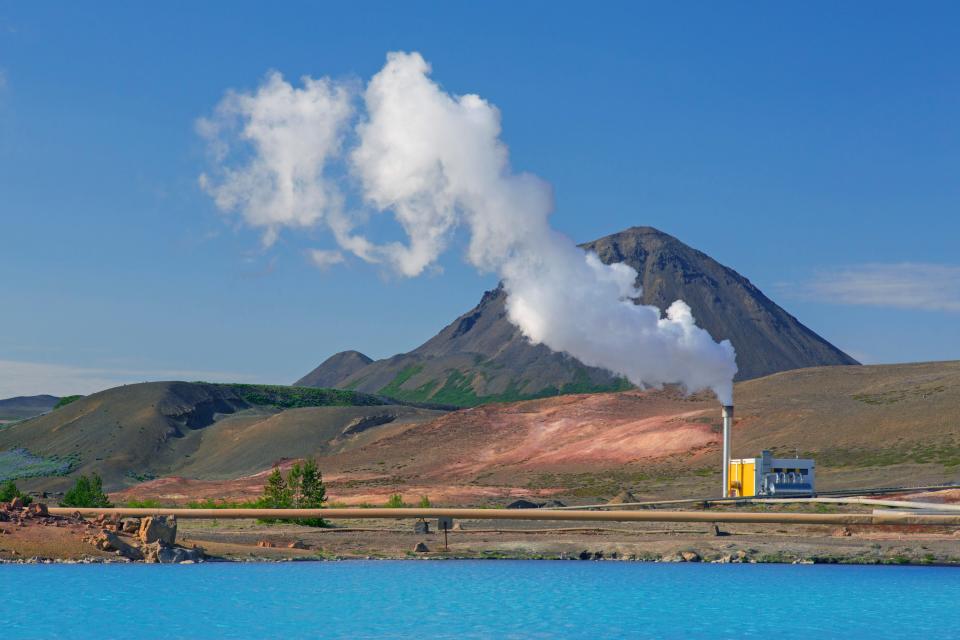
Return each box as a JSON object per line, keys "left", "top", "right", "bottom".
{"left": 45, "top": 507, "right": 960, "bottom": 526}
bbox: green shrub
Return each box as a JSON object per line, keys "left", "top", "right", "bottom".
{"left": 418, "top": 495, "right": 431, "bottom": 508}
{"left": 385, "top": 493, "right": 406, "bottom": 508}
{"left": 60, "top": 474, "right": 112, "bottom": 508}
{"left": 0, "top": 479, "right": 31, "bottom": 505}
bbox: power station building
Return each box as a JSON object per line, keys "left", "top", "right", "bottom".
{"left": 728, "top": 450, "right": 815, "bottom": 497}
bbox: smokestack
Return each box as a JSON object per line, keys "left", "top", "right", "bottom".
{"left": 721, "top": 405, "right": 734, "bottom": 497}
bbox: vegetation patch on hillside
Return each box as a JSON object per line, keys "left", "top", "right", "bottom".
{"left": 378, "top": 363, "right": 632, "bottom": 407}
{"left": 53, "top": 395, "right": 83, "bottom": 410}
{"left": 218, "top": 384, "right": 389, "bottom": 409}
{"left": 0, "top": 448, "right": 76, "bottom": 482}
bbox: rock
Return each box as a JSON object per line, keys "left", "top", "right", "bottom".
{"left": 91, "top": 531, "right": 143, "bottom": 561}
{"left": 139, "top": 515, "right": 177, "bottom": 545}
{"left": 681, "top": 551, "right": 701, "bottom": 563}
{"left": 540, "top": 500, "right": 567, "bottom": 508}
{"left": 142, "top": 541, "right": 204, "bottom": 564}
{"left": 506, "top": 499, "right": 541, "bottom": 509}
{"left": 833, "top": 527, "right": 853, "bottom": 537}
{"left": 27, "top": 503, "right": 48, "bottom": 517}
{"left": 257, "top": 540, "right": 275, "bottom": 548}
{"left": 414, "top": 520, "right": 430, "bottom": 534}
{"left": 287, "top": 540, "right": 308, "bottom": 549}
{"left": 452, "top": 522, "right": 464, "bottom": 531}
{"left": 711, "top": 524, "right": 729, "bottom": 537}
{"left": 578, "top": 550, "right": 592, "bottom": 560}
{"left": 121, "top": 518, "right": 141, "bottom": 534}
{"left": 413, "top": 542, "right": 429, "bottom": 553}
{"left": 9, "top": 497, "right": 23, "bottom": 510}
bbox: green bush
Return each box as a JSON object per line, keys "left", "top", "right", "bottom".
{"left": 418, "top": 495, "right": 431, "bottom": 508}
{"left": 60, "top": 474, "right": 112, "bottom": 508}
{"left": 0, "top": 479, "right": 31, "bottom": 505}
{"left": 385, "top": 493, "right": 406, "bottom": 508}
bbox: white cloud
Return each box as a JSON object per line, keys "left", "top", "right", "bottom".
{"left": 0, "top": 360, "right": 258, "bottom": 399}
{"left": 797, "top": 263, "right": 960, "bottom": 312}
{"left": 308, "top": 249, "right": 345, "bottom": 270}
{"left": 197, "top": 71, "right": 354, "bottom": 248}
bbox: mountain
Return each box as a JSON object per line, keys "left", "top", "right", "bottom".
{"left": 0, "top": 382, "right": 447, "bottom": 490}
{"left": 295, "top": 350, "right": 373, "bottom": 388}
{"left": 297, "top": 226, "right": 857, "bottom": 405}
{"left": 0, "top": 395, "right": 60, "bottom": 420}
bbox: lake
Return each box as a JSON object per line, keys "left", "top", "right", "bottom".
{"left": 3, "top": 561, "right": 958, "bottom": 638}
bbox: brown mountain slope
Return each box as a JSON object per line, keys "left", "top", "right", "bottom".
{"left": 295, "top": 350, "right": 373, "bottom": 388}
{"left": 301, "top": 226, "right": 856, "bottom": 405}
{"left": 118, "top": 361, "right": 959, "bottom": 506}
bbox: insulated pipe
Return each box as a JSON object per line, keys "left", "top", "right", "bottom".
{"left": 45, "top": 507, "right": 960, "bottom": 526}
{"left": 721, "top": 405, "right": 733, "bottom": 497}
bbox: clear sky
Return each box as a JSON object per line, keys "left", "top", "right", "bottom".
{"left": 1, "top": 1, "right": 958, "bottom": 397}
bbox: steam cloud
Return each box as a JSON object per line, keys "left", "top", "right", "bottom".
{"left": 199, "top": 52, "right": 738, "bottom": 403}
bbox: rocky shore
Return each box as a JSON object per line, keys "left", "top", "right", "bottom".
{"left": 0, "top": 500, "right": 204, "bottom": 564}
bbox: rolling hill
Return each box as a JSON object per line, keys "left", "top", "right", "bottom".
{"left": 0, "top": 395, "right": 60, "bottom": 420}
{"left": 0, "top": 381, "right": 447, "bottom": 490}
{"left": 4, "top": 362, "right": 957, "bottom": 505}
{"left": 296, "top": 226, "right": 857, "bottom": 406}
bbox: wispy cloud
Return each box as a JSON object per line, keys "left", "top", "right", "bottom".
{"left": 308, "top": 249, "right": 345, "bottom": 270}
{"left": 794, "top": 263, "right": 960, "bottom": 312}
{"left": 0, "top": 360, "right": 260, "bottom": 399}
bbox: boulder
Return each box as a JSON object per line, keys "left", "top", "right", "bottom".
{"left": 28, "top": 503, "right": 48, "bottom": 517}
{"left": 413, "top": 542, "right": 429, "bottom": 553}
{"left": 91, "top": 531, "right": 143, "bottom": 561}
{"left": 681, "top": 551, "right": 701, "bottom": 563}
{"left": 257, "top": 540, "right": 276, "bottom": 548}
{"left": 287, "top": 540, "right": 308, "bottom": 549}
{"left": 121, "top": 517, "right": 141, "bottom": 534}
{"left": 139, "top": 515, "right": 177, "bottom": 545}
{"left": 9, "top": 497, "right": 23, "bottom": 510}
{"left": 142, "top": 541, "right": 204, "bottom": 564}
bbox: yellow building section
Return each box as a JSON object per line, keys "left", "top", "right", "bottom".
{"left": 728, "top": 459, "right": 756, "bottom": 497}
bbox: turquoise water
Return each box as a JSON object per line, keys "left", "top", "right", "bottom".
{"left": 3, "top": 561, "right": 959, "bottom": 639}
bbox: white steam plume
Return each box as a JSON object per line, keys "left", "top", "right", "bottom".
{"left": 199, "top": 52, "right": 738, "bottom": 403}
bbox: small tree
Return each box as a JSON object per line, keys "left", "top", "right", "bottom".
{"left": 261, "top": 466, "right": 291, "bottom": 509}
{"left": 60, "top": 474, "right": 111, "bottom": 508}
{"left": 295, "top": 458, "right": 327, "bottom": 527}
{"left": 0, "top": 479, "right": 32, "bottom": 505}
{"left": 287, "top": 461, "right": 304, "bottom": 507}
{"left": 418, "top": 495, "right": 431, "bottom": 508}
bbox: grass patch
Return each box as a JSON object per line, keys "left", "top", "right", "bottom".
{"left": 217, "top": 383, "right": 389, "bottom": 409}
{"left": 0, "top": 448, "right": 76, "bottom": 481}
{"left": 378, "top": 363, "right": 632, "bottom": 407}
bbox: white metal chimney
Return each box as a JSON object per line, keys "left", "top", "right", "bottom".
{"left": 721, "top": 405, "right": 734, "bottom": 497}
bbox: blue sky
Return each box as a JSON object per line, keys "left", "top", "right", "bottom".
{"left": 1, "top": 1, "right": 958, "bottom": 397}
